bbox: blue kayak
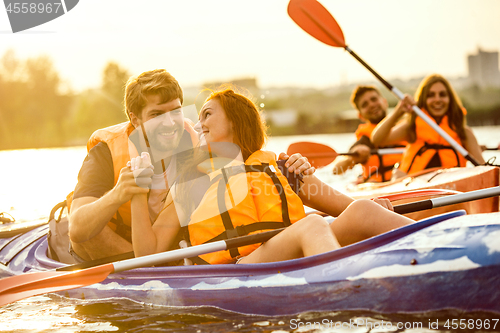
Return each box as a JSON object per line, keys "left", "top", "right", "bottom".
{"left": 1, "top": 210, "right": 500, "bottom": 315}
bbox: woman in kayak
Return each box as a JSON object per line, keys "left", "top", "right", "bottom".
{"left": 128, "top": 87, "right": 414, "bottom": 264}
{"left": 371, "top": 74, "right": 485, "bottom": 176}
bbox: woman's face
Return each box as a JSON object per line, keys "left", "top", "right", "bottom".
{"left": 198, "top": 98, "right": 234, "bottom": 144}
{"left": 426, "top": 81, "right": 450, "bottom": 120}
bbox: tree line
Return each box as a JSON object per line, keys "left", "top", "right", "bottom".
{"left": 1, "top": 50, "right": 499, "bottom": 150}
{"left": 0, "top": 50, "right": 129, "bottom": 150}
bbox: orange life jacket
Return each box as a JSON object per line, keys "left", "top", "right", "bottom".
{"left": 68, "top": 120, "right": 198, "bottom": 241}
{"left": 186, "top": 150, "right": 306, "bottom": 265}
{"left": 355, "top": 123, "right": 405, "bottom": 182}
{"left": 399, "top": 110, "right": 466, "bottom": 174}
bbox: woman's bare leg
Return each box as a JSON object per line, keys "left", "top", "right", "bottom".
{"left": 330, "top": 199, "right": 413, "bottom": 247}
{"left": 238, "top": 214, "right": 340, "bottom": 264}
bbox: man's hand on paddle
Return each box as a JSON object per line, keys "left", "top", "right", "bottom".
{"left": 279, "top": 152, "right": 315, "bottom": 175}
{"left": 350, "top": 144, "right": 371, "bottom": 164}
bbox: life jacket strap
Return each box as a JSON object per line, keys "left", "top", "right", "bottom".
{"left": 363, "top": 154, "right": 395, "bottom": 182}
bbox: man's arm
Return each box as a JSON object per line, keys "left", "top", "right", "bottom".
{"left": 69, "top": 143, "right": 148, "bottom": 260}
{"left": 69, "top": 164, "right": 150, "bottom": 242}
{"left": 331, "top": 136, "right": 372, "bottom": 175}
{"left": 69, "top": 194, "right": 125, "bottom": 244}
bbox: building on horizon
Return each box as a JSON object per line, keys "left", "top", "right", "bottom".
{"left": 468, "top": 48, "right": 500, "bottom": 88}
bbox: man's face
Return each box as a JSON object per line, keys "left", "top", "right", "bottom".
{"left": 131, "top": 94, "right": 184, "bottom": 153}
{"left": 356, "top": 90, "right": 388, "bottom": 124}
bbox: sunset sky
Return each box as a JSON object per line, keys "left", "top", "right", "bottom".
{"left": 1, "top": 0, "right": 499, "bottom": 92}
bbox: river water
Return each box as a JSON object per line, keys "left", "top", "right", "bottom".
{"left": 0, "top": 127, "right": 499, "bottom": 332}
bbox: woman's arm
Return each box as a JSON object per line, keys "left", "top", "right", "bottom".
{"left": 131, "top": 192, "right": 181, "bottom": 257}
{"left": 298, "top": 174, "right": 395, "bottom": 217}
{"left": 371, "top": 112, "right": 411, "bottom": 147}
{"left": 463, "top": 126, "right": 486, "bottom": 164}
{"left": 371, "top": 96, "right": 414, "bottom": 146}
{"left": 298, "top": 175, "right": 354, "bottom": 217}
{"left": 129, "top": 153, "right": 181, "bottom": 257}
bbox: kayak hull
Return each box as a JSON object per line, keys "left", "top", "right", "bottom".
{"left": 2, "top": 210, "right": 500, "bottom": 315}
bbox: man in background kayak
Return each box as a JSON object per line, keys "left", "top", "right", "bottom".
{"left": 331, "top": 85, "right": 410, "bottom": 182}
{"left": 66, "top": 69, "right": 313, "bottom": 262}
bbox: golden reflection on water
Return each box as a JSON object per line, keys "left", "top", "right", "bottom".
{"left": 0, "top": 297, "right": 118, "bottom": 332}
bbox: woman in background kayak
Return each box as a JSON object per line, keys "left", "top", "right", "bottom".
{"left": 128, "top": 87, "right": 414, "bottom": 264}
{"left": 371, "top": 74, "right": 485, "bottom": 176}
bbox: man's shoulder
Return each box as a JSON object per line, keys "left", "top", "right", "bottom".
{"left": 74, "top": 142, "right": 114, "bottom": 200}
{"left": 91, "top": 122, "right": 132, "bottom": 136}
{"left": 89, "top": 141, "right": 111, "bottom": 158}
{"left": 88, "top": 122, "right": 133, "bottom": 150}
{"left": 355, "top": 122, "right": 377, "bottom": 139}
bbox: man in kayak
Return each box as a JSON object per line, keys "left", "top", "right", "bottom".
{"left": 331, "top": 85, "right": 411, "bottom": 182}
{"left": 66, "top": 69, "right": 313, "bottom": 262}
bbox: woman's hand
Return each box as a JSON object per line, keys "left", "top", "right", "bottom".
{"left": 128, "top": 152, "right": 154, "bottom": 189}
{"left": 393, "top": 94, "right": 416, "bottom": 117}
{"left": 371, "top": 197, "right": 394, "bottom": 211}
{"left": 278, "top": 152, "right": 315, "bottom": 175}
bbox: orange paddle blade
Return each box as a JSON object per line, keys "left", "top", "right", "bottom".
{"left": 287, "top": 141, "right": 339, "bottom": 168}
{"left": 0, "top": 264, "right": 114, "bottom": 307}
{"left": 288, "top": 0, "right": 346, "bottom": 48}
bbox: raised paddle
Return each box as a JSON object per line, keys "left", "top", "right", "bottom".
{"left": 287, "top": 141, "right": 404, "bottom": 168}
{"left": 287, "top": 0, "right": 480, "bottom": 167}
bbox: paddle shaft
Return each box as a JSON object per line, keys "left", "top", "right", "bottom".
{"left": 393, "top": 186, "right": 500, "bottom": 215}
{"left": 344, "top": 48, "right": 479, "bottom": 166}
{"left": 111, "top": 228, "right": 285, "bottom": 273}
{"left": 299, "top": 148, "right": 404, "bottom": 159}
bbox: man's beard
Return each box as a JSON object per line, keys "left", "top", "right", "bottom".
{"left": 147, "top": 124, "right": 184, "bottom": 154}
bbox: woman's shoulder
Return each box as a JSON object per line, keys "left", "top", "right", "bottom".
{"left": 246, "top": 150, "right": 277, "bottom": 164}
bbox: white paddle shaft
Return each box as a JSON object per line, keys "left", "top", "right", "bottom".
{"left": 112, "top": 242, "right": 226, "bottom": 272}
